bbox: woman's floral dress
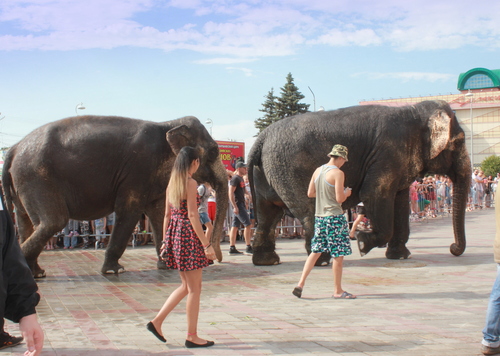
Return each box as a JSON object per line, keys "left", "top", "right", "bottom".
{"left": 161, "top": 199, "right": 210, "bottom": 271}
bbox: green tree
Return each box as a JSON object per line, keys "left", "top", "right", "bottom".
{"left": 276, "top": 72, "right": 310, "bottom": 119}
{"left": 481, "top": 155, "right": 500, "bottom": 177}
{"left": 254, "top": 88, "right": 279, "bottom": 134}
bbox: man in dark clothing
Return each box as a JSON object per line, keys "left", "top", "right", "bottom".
{"left": 228, "top": 161, "right": 253, "bottom": 255}
{"left": 0, "top": 191, "right": 44, "bottom": 355}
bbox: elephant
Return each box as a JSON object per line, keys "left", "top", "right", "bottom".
{"left": 2, "top": 115, "right": 228, "bottom": 277}
{"left": 247, "top": 100, "right": 471, "bottom": 266}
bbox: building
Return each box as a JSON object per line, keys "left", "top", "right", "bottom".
{"left": 360, "top": 67, "right": 500, "bottom": 168}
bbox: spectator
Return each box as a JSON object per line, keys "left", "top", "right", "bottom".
{"left": 63, "top": 219, "right": 79, "bottom": 249}
{"left": 481, "top": 192, "right": 500, "bottom": 355}
{"left": 349, "top": 202, "right": 366, "bottom": 240}
{"left": 228, "top": 162, "right": 253, "bottom": 255}
{"left": 92, "top": 217, "right": 107, "bottom": 249}
{"left": 197, "top": 183, "right": 214, "bottom": 244}
{"left": 106, "top": 212, "right": 116, "bottom": 235}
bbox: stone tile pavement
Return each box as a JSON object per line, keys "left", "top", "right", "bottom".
{"left": 5, "top": 208, "right": 498, "bottom": 355}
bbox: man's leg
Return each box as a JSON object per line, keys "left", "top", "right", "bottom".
{"left": 482, "top": 264, "right": 500, "bottom": 351}
{"left": 244, "top": 225, "right": 253, "bottom": 254}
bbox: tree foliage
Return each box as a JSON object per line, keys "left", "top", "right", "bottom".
{"left": 481, "top": 155, "right": 500, "bottom": 177}
{"left": 254, "top": 73, "right": 310, "bottom": 134}
{"left": 254, "top": 88, "right": 279, "bottom": 134}
{"left": 276, "top": 73, "right": 310, "bottom": 119}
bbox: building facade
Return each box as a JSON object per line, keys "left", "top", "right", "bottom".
{"left": 360, "top": 67, "right": 500, "bottom": 168}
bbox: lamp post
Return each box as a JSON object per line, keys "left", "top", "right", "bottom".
{"left": 205, "top": 118, "right": 213, "bottom": 136}
{"left": 308, "top": 86, "right": 316, "bottom": 112}
{"left": 465, "top": 90, "right": 474, "bottom": 168}
{"left": 75, "top": 102, "right": 86, "bottom": 115}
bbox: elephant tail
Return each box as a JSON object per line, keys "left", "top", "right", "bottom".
{"left": 247, "top": 132, "right": 266, "bottom": 225}
{"left": 2, "top": 146, "right": 17, "bottom": 214}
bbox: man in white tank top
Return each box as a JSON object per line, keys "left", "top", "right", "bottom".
{"left": 292, "top": 144, "right": 356, "bottom": 299}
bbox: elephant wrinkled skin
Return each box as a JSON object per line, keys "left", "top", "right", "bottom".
{"left": 248, "top": 100, "right": 471, "bottom": 266}
{"left": 2, "top": 115, "right": 228, "bottom": 277}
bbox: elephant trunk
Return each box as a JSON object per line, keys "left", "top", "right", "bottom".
{"left": 449, "top": 146, "right": 472, "bottom": 256}
{"left": 210, "top": 160, "right": 228, "bottom": 262}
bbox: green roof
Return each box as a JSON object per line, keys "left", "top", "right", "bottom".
{"left": 457, "top": 67, "right": 500, "bottom": 90}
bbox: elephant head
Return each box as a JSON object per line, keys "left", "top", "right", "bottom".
{"left": 417, "top": 100, "right": 471, "bottom": 256}
{"left": 166, "top": 118, "right": 228, "bottom": 261}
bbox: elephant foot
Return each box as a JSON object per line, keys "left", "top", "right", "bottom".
{"left": 314, "top": 252, "right": 331, "bottom": 266}
{"left": 28, "top": 261, "right": 46, "bottom": 278}
{"left": 252, "top": 247, "right": 280, "bottom": 266}
{"left": 356, "top": 232, "right": 378, "bottom": 257}
{"left": 33, "top": 269, "right": 46, "bottom": 279}
{"left": 157, "top": 259, "right": 167, "bottom": 270}
{"left": 385, "top": 245, "right": 411, "bottom": 260}
{"left": 101, "top": 262, "right": 125, "bottom": 274}
{"left": 450, "top": 243, "right": 465, "bottom": 257}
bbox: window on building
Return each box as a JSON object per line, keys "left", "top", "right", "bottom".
{"left": 464, "top": 74, "right": 495, "bottom": 89}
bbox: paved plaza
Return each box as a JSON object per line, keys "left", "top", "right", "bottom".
{"left": 4, "top": 208, "right": 498, "bottom": 355}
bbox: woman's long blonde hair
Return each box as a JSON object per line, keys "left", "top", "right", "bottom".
{"left": 167, "top": 146, "right": 200, "bottom": 208}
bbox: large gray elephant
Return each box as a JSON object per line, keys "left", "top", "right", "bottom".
{"left": 248, "top": 100, "right": 471, "bottom": 265}
{"left": 2, "top": 115, "right": 228, "bottom": 277}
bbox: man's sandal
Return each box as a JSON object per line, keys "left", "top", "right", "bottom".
{"left": 333, "top": 291, "right": 356, "bottom": 299}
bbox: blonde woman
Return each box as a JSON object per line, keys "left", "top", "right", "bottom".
{"left": 147, "top": 146, "right": 216, "bottom": 348}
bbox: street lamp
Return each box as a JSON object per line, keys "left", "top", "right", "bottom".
{"left": 308, "top": 86, "right": 316, "bottom": 112}
{"left": 465, "top": 90, "right": 474, "bottom": 168}
{"left": 75, "top": 102, "right": 86, "bottom": 115}
{"left": 205, "top": 118, "right": 213, "bottom": 136}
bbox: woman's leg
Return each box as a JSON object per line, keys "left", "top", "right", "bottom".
{"left": 349, "top": 214, "right": 364, "bottom": 238}
{"left": 150, "top": 272, "right": 189, "bottom": 337}
{"left": 184, "top": 269, "right": 211, "bottom": 344}
{"left": 296, "top": 252, "right": 321, "bottom": 289}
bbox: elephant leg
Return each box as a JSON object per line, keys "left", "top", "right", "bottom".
{"left": 386, "top": 188, "right": 411, "bottom": 259}
{"left": 21, "top": 218, "right": 67, "bottom": 278}
{"left": 356, "top": 195, "right": 395, "bottom": 257}
{"left": 19, "top": 193, "right": 68, "bottom": 278}
{"left": 145, "top": 202, "right": 168, "bottom": 270}
{"left": 102, "top": 211, "right": 141, "bottom": 274}
{"left": 16, "top": 209, "right": 34, "bottom": 244}
{"left": 252, "top": 201, "right": 282, "bottom": 266}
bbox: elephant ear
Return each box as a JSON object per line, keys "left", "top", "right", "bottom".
{"left": 166, "top": 125, "right": 192, "bottom": 155}
{"left": 428, "top": 109, "right": 452, "bottom": 160}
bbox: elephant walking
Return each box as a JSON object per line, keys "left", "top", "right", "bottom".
{"left": 248, "top": 100, "right": 471, "bottom": 265}
{"left": 2, "top": 115, "right": 228, "bottom": 277}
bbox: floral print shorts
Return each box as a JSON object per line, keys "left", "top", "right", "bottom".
{"left": 311, "top": 214, "right": 352, "bottom": 257}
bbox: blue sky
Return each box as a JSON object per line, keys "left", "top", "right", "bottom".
{"left": 0, "top": 0, "right": 498, "bottom": 155}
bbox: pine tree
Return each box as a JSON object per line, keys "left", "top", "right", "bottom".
{"left": 254, "top": 88, "right": 279, "bottom": 134}
{"left": 276, "top": 73, "right": 310, "bottom": 119}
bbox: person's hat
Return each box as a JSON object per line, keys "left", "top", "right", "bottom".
{"left": 327, "top": 144, "right": 348, "bottom": 161}
{"left": 235, "top": 161, "right": 247, "bottom": 169}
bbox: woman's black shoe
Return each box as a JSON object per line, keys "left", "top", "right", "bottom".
{"left": 146, "top": 322, "right": 166, "bottom": 343}
{"left": 185, "top": 339, "right": 215, "bottom": 348}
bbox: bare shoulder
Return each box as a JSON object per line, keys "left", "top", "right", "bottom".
{"left": 187, "top": 177, "right": 198, "bottom": 189}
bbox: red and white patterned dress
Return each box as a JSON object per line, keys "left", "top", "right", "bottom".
{"left": 162, "top": 199, "right": 210, "bottom": 271}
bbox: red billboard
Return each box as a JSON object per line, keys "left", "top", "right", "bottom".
{"left": 216, "top": 140, "right": 245, "bottom": 170}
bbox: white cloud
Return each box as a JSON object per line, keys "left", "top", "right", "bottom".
{"left": 195, "top": 57, "right": 257, "bottom": 64}
{"left": 1, "top": 0, "right": 499, "bottom": 56}
{"left": 225, "top": 67, "right": 253, "bottom": 77}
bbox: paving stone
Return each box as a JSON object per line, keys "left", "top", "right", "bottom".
{"left": 3, "top": 209, "right": 496, "bottom": 355}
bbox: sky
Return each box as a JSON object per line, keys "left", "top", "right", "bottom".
{"left": 1, "top": 0, "right": 499, "bottom": 157}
